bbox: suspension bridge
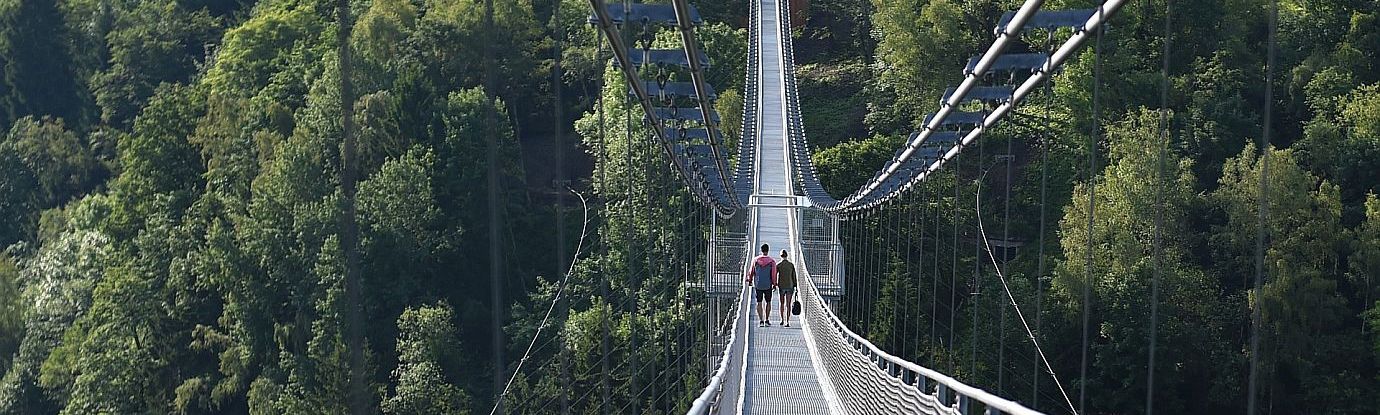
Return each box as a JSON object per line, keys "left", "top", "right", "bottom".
{"left": 575, "top": 0, "right": 1128, "bottom": 413}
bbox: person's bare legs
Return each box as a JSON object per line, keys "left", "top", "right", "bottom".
{"left": 778, "top": 293, "right": 787, "bottom": 324}
{"left": 759, "top": 298, "right": 767, "bottom": 323}
{"left": 779, "top": 292, "right": 794, "bottom": 326}
{"left": 756, "top": 293, "right": 767, "bottom": 322}
{"left": 763, "top": 294, "right": 772, "bottom": 325}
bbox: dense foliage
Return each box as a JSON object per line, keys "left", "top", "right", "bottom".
{"left": 802, "top": 0, "right": 1380, "bottom": 413}
{"left": 0, "top": 0, "right": 571, "bottom": 411}
{"left": 1, "top": 0, "right": 1378, "bottom": 413}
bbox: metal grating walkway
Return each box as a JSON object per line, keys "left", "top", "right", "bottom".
{"left": 740, "top": 0, "right": 837, "bottom": 412}
{"left": 743, "top": 323, "right": 831, "bottom": 414}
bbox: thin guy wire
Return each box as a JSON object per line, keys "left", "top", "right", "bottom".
{"left": 975, "top": 169, "right": 1079, "bottom": 415}
{"left": 490, "top": 188, "right": 593, "bottom": 415}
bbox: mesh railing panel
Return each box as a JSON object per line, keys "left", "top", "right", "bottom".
{"left": 798, "top": 208, "right": 843, "bottom": 297}
{"left": 796, "top": 222, "right": 948, "bottom": 414}
{"left": 795, "top": 210, "right": 1041, "bottom": 415}
{"left": 708, "top": 233, "right": 748, "bottom": 296}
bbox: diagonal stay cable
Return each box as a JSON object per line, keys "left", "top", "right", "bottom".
{"left": 491, "top": 187, "right": 593, "bottom": 415}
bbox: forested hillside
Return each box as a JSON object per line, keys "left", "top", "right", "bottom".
{"left": 796, "top": 0, "right": 1380, "bottom": 413}
{"left": 1, "top": 0, "right": 1378, "bottom": 413}
{"left": 0, "top": 0, "right": 584, "bottom": 411}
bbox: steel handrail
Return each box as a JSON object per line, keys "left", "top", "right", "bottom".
{"left": 836, "top": 0, "right": 1130, "bottom": 213}
{"left": 587, "top": 0, "right": 738, "bottom": 218}
{"left": 687, "top": 282, "right": 749, "bottom": 414}
{"left": 845, "top": 0, "right": 1129, "bottom": 212}
{"left": 671, "top": 0, "right": 737, "bottom": 198}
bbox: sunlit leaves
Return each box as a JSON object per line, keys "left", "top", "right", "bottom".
{"left": 0, "top": 230, "right": 109, "bottom": 413}
{"left": 384, "top": 301, "right": 468, "bottom": 415}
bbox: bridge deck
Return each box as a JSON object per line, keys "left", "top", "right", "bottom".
{"left": 740, "top": 0, "right": 836, "bottom": 412}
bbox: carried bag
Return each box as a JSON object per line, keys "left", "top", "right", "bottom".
{"left": 792, "top": 300, "right": 801, "bottom": 315}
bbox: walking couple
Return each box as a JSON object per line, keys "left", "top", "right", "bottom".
{"left": 746, "top": 244, "right": 798, "bottom": 327}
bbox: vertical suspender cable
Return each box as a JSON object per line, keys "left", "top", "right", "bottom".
{"left": 678, "top": 187, "right": 689, "bottom": 413}
{"left": 893, "top": 198, "right": 902, "bottom": 352}
{"left": 657, "top": 144, "right": 668, "bottom": 412}
{"left": 645, "top": 124, "right": 655, "bottom": 410}
{"left": 908, "top": 185, "right": 917, "bottom": 358}
{"left": 841, "top": 216, "right": 848, "bottom": 324}
{"left": 862, "top": 210, "right": 872, "bottom": 333}
{"left": 1033, "top": 28, "right": 1054, "bottom": 407}
{"left": 867, "top": 209, "right": 877, "bottom": 334}
{"left": 883, "top": 202, "right": 893, "bottom": 337}
{"left": 933, "top": 175, "right": 943, "bottom": 364}
{"left": 950, "top": 146, "right": 961, "bottom": 375}
{"left": 852, "top": 216, "right": 860, "bottom": 326}
{"left": 999, "top": 132, "right": 1013, "bottom": 395}
{"left": 890, "top": 199, "right": 900, "bottom": 350}
{"left": 928, "top": 179, "right": 938, "bottom": 359}
{"left": 1247, "top": 0, "right": 1276, "bottom": 412}
{"left": 901, "top": 193, "right": 912, "bottom": 357}
{"left": 1079, "top": 24, "right": 1106, "bottom": 415}
{"left": 910, "top": 185, "right": 921, "bottom": 360}
{"left": 1146, "top": 0, "right": 1172, "bottom": 413}
{"left": 876, "top": 206, "right": 884, "bottom": 336}
{"left": 595, "top": 33, "right": 611, "bottom": 414}
{"left": 879, "top": 206, "right": 888, "bottom": 335}
{"left": 866, "top": 209, "right": 874, "bottom": 334}
{"left": 482, "top": 0, "right": 507, "bottom": 409}
{"left": 850, "top": 213, "right": 861, "bottom": 326}
{"left": 335, "top": 0, "right": 365, "bottom": 410}
{"left": 972, "top": 133, "right": 984, "bottom": 381}
{"left": 874, "top": 206, "right": 883, "bottom": 335}
{"left": 551, "top": 0, "right": 569, "bottom": 410}
{"left": 863, "top": 211, "right": 872, "bottom": 332}
{"left": 845, "top": 217, "right": 853, "bottom": 325}
{"left": 622, "top": 43, "right": 638, "bottom": 413}
{"left": 894, "top": 198, "right": 905, "bottom": 353}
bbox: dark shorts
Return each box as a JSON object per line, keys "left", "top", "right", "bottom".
{"left": 778, "top": 287, "right": 795, "bottom": 295}
{"left": 755, "top": 289, "right": 773, "bottom": 302}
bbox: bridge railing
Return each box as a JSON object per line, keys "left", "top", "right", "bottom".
{"left": 793, "top": 208, "right": 1042, "bottom": 415}
{"left": 691, "top": 280, "right": 747, "bottom": 415}
{"left": 691, "top": 210, "right": 754, "bottom": 414}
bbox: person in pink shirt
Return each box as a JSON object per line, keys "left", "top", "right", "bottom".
{"left": 746, "top": 243, "right": 778, "bottom": 327}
